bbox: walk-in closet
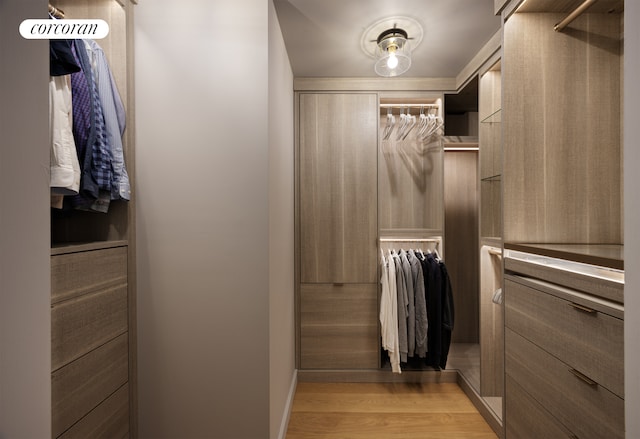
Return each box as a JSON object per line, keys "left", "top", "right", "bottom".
{"left": 294, "top": 79, "right": 505, "bottom": 432}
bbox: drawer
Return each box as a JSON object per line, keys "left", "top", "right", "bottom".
{"left": 52, "top": 333, "right": 129, "bottom": 438}
{"left": 52, "top": 246, "right": 127, "bottom": 304}
{"left": 506, "top": 328, "right": 624, "bottom": 439}
{"left": 506, "top": 374, "right": 574, "bottom": 439}
{"left": 505, "top": 277, "right": 623, "bottom": 397}
{"left": 58, "top": 383, "right": 129, "bottom": 439}
{"left": 300, "top": 283, "right": 378, "bottom": 369}
{"left": 52, "top": 285, "right": 128, "bottom": 370}
{"left": 504, "top": 255, "right": 623, "bottom": 303}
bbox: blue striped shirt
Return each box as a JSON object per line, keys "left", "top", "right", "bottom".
{"left": 85, "top": 39, "right": 130, "bottom": 201}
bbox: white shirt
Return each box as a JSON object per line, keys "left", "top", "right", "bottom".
{"left": 50, "top": 75, "right": 80, "bottom": 198}
{"left": 380, "top": 250, "right": 401, "bottom": 373}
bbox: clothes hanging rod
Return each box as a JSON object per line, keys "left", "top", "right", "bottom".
{"left": 554, "top": 0, "right": 598, "bottom": 32}
{"left": 379, "top": 238, "right": 441, "bottom": 242}
{"left": 380, "top": 104, "right": 439, "bottom": 108}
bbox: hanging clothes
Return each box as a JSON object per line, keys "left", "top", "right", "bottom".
{"left": 69, "top": 39, "right": 99, "bottom": 201}
{"left": 393, "top": 250, "right": 409, "bottom": 363}
{"left": 380, "top": 254, "right": 400, "bottom": 373}
{"left": 408, "top": 249, "right": 428, "bottom": 358}
{"left": 50, "top": 75, "right": 80, "bottom": 200}
{"left": 84, "top": 39, "right": 130, "bottom": 202}
{"left": 50, "top": 40, "right": 82, "bottom": 207}
{"left": 380, "top": 250, "right": 401, "bottom": 373}
{"left": 399, "top": 250, "right": 415, "bottom": 359}
{"left": 423, "top": 253, "right": 442, "bottom": 368}
{"left": 380, "top": 246, "right": 454, "bottom": 373}
{"left": 51, "top": 37, "right": 131, "bottom": 214}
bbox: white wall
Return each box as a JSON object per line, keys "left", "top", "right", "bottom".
{"left": 625, "top": 1, "right": 640, "bottom": 436}
{"left": 135, "top": 1, "right": 270, "bottom": 437}
{"left": 0, "top": 1, "right": 51, "bottom": 437}
{"left": 268, "top": 2, "right": 296, "bottom": 438}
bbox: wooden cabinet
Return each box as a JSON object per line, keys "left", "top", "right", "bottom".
{"left": 297, "top": 92, "right": 379, "bottom": 370}
{"left": 479, "top": 57, "right": 503, "bottom": 404}
{"left": 501, "top": 5, "right": 624, "bottom": 436}
{"left": 48, "top": 1, "right": 137, "bottom": 436}
{"left": 479, "top": 244, "right": 503, "bottom": 398}
{"left": 479, "top": 60, "right": 501, "bottom": 241}
{"left": 51, "top": 243, "right": 130, "bottom": 438}
{"left": 298, "top": 93, "right": 378, "bottom": 284}
{"left": 505, "top": 375, "right": 575, "bottom": 439}
{"left": 505, "top": 276, "right": 623, "bottom": 397}
{"left": 506, "top": 328, "right": 624, "bottom": 439}
{"left": 502, "top": 10, "right": 622, "bottom": 244}
{"left": 299, "top": 284, "right": 378, "bottom": 369}
{"left": 504, "top": 258, "right": 624, "bottom": 439}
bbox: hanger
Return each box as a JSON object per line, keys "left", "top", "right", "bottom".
{"left": 48, "top": 3, "right": 65, "bottom": 19}
{"left": 419, "top": 108, "right": 444, "bottom": 143}
{"left": 417, "top": 106, "right": 429, "bottom": 138}
{"left": 401, "top": 113, "right": 417, "bottom": 141}
{"left": 395, "top": 107, "right": 407, "bottom": 141}
{"left": 382, "top": 107, "right": 395, "bottom": 140}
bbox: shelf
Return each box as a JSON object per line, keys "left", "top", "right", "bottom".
{"left": 481, "top": 108, "right": 501, "bottom": 124}
{"left": 481, "top": 174, "right": 502, "bottom": 182}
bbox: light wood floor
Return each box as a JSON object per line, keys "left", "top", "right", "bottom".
{"left": 286, "top": 382, "right": 499, "bottom": 439}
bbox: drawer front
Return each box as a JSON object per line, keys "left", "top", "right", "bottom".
{"left": 506, "top": 328, "right": 624, "bottom": 439}
{"left": 300, "top": 283, "right": 378, "bottom": 369}
{"left": 504, "top": 257, "right": 623, "bottom": 303}
{"left": 58, "top": 383, "right": 129, "bottom": 439}
{"left": 506, "top": 374, "right": 574, "bottom": 439}
{"left": 52, "top": 333, "right": 129, "bottom": 438}
{"left": 505, "top": 278, "right": 623, "bottom": 397}
{"left": 52, "top": 246, "right": 127, "bottom": 304}
{"left": 52, "top": 285, "right": 128, "bottom": 370}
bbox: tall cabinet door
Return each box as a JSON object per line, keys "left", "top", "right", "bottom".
{"left": 298, "top": 93, "right": 378, "bottom": 370}
{"left": 299, "top": 93, "right": 378, "bottom": 284}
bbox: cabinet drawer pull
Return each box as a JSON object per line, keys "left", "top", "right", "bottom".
{"left": 568, "top": 302, "right": 596, "bottom": 314}
{"left": 569, "top": 368, "right": 597, "bottom": 387}
{"left": 333, "top": 282, "right": 344, "bottom": 286}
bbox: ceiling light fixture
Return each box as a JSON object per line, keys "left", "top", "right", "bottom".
{"left": 375, "top": 27, "right": 411, "bottom": 77}
{"left": 361, "top": 17, "right": 422, "bottom": 78}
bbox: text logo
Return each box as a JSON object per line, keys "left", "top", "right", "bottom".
{"left": 20, "top": 19, "right": 109, "bottom": 39}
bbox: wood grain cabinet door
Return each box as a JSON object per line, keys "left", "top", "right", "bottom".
{"left": 300, "top": 283, "right": 379, "bottom": 369}
{"left": 299, "top": 93, "right": 378, "bottom": 284}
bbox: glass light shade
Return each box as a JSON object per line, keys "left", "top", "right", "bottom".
{"left": 375, "top": 35, "right": 411, "bottom": 77}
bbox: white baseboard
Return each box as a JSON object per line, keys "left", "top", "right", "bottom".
{"left": 277, "top": 369, "right": 298, "bottom": 439}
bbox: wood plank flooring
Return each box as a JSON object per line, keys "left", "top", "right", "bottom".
{"left": 286, "top": 382, "right": 499, "bottom": 439}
